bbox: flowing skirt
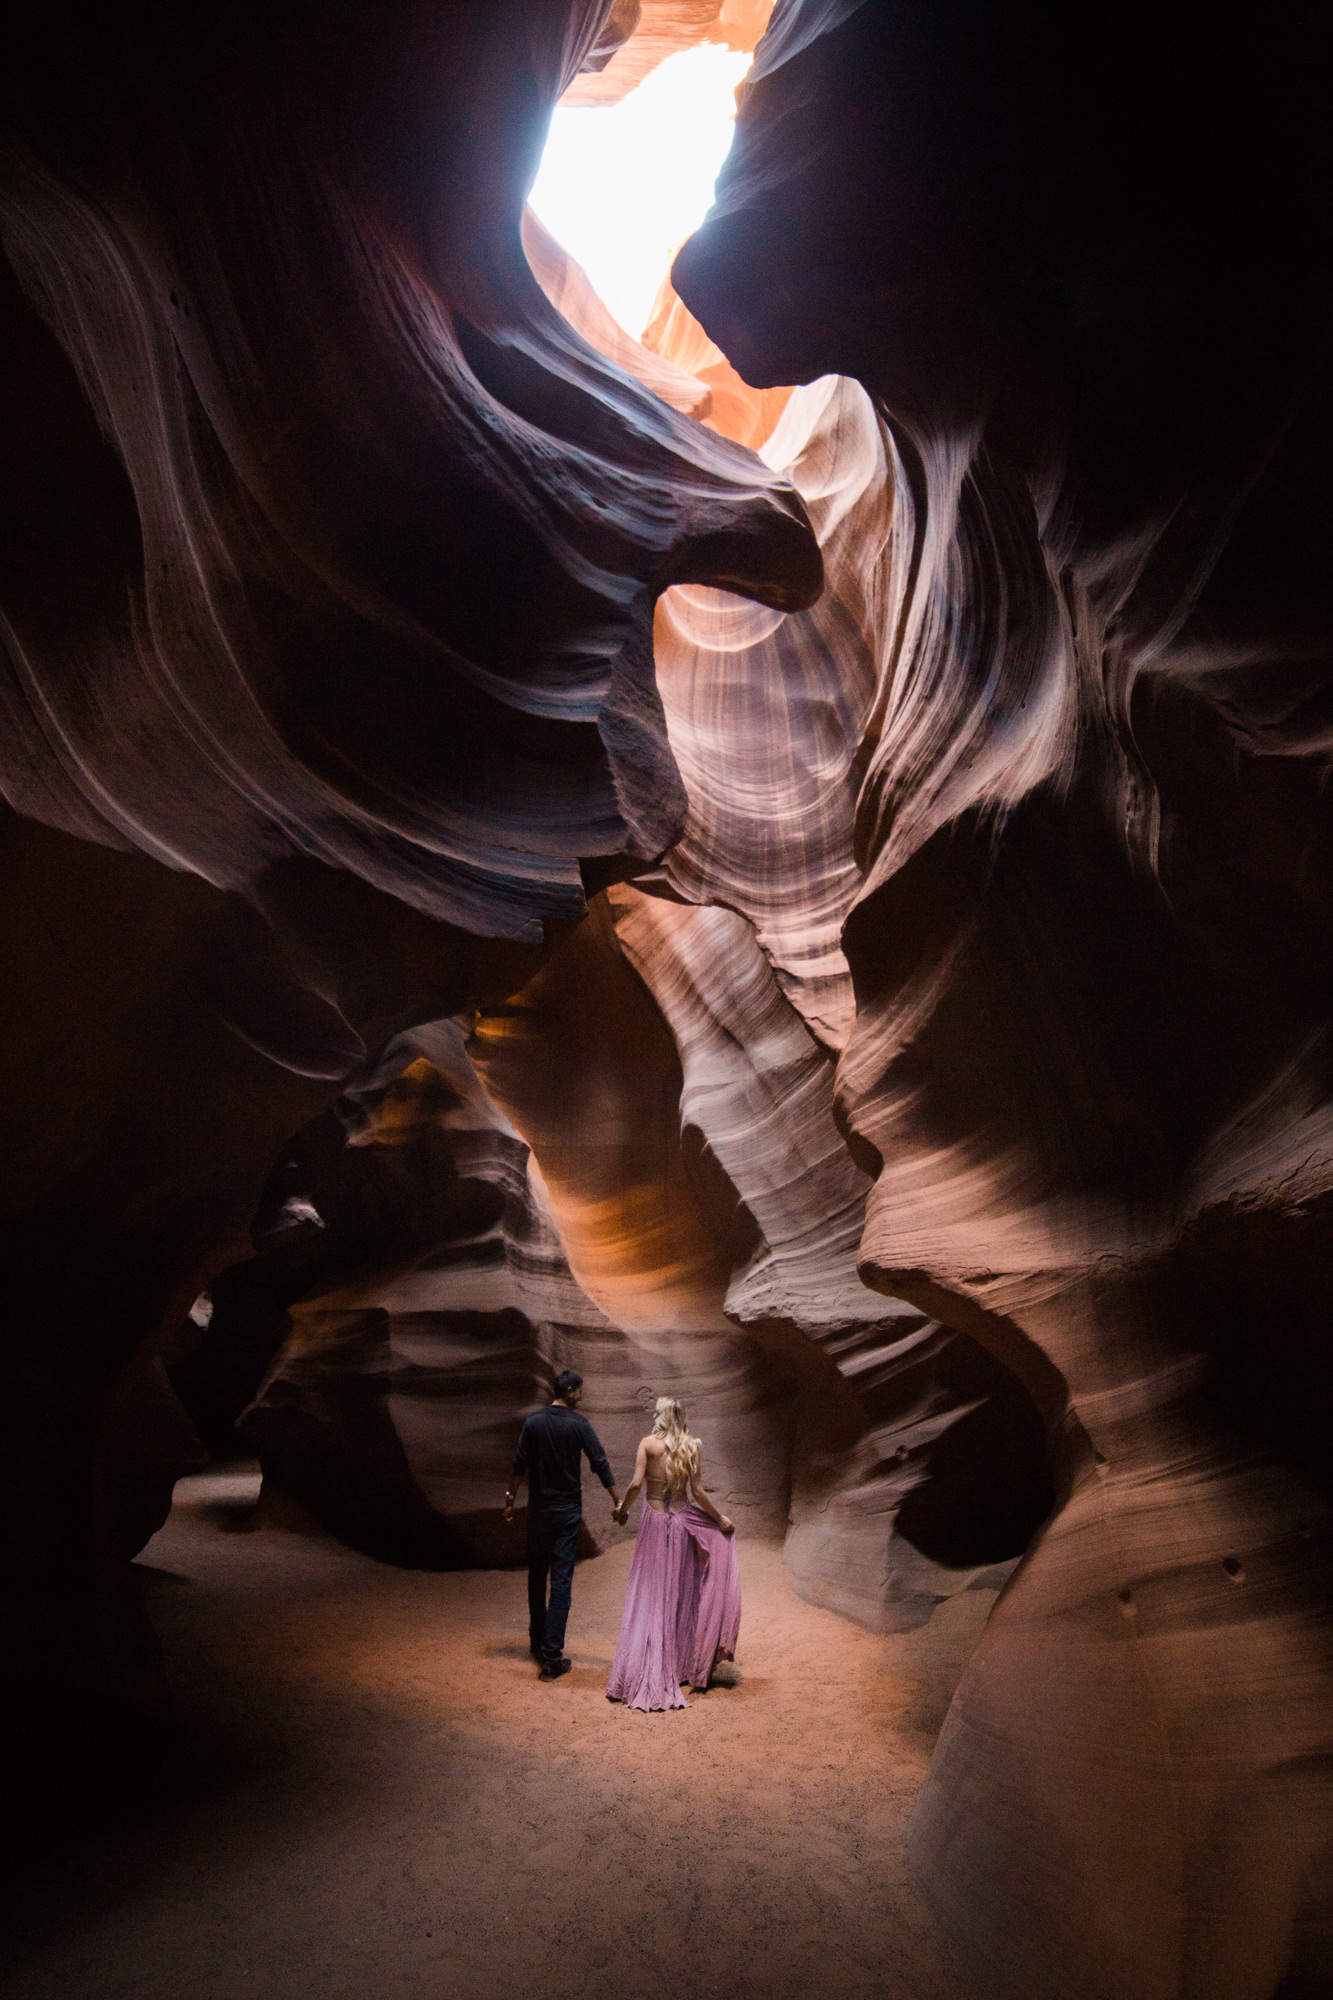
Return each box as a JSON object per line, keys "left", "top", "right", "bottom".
{"left": 606, "top": 1501, "right": 741, "bottom": 1712}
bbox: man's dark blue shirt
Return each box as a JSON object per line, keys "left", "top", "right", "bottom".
{"left": 512, "top": 1403, "right": 614, "bottom": 1510}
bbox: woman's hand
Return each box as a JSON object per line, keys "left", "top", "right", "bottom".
{"left": 719, "top": 1515, "right": 734, "bottom": 1536}
{"left": 612, "top": 1505, "right": 628, "bottom": 1526}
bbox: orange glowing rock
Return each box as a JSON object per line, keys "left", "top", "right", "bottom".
{"left": 642, "top": 276, "right": 793, "bottom": 449}
{"left": 562, "top": 0, "right": 774, "bottom": 107}
{"left": 522, "top": 209, "right": 713, "bottom": 419}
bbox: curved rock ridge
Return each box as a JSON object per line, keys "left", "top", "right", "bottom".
{"left": 674, "top": 2, "right": 1333, "bottom": 1994}
{"left": 470, "top": 893, "right": 739, "bottom": 1336}
{"left": 602, "top": 886, "right": 1052, "bottom": 1626}
{"left": 641, "top": 276, "right": 793, "bottom": 450}
{"left": 651, "top": 372, "right": 891, "bottom": 1049}
{"left": 605, "top": 888, "right": 875, "bottom": 1330}
{"left": 1, "top": 1, "right": 819, "bottom": 945}
{"left": 522, "top": 209, "right": 713, "bottom": 420}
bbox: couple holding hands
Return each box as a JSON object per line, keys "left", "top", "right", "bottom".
{"left": 505, "top": 1374, "right": 740, "bottom": 1711}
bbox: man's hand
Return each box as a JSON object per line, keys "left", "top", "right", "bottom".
{"left": 612, "top": 1505, "right": 628, "bottom": 1526}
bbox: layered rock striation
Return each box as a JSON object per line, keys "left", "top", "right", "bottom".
{"left": 204, "top": 884, "right": 1046, "bottom": 1626}
{"left": 676, "top": 2, "right": 1333, "bottom": 1994}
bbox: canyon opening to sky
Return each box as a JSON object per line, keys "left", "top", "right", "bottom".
{"left": 530, "top": 43, "right": 752, "bottom": 339}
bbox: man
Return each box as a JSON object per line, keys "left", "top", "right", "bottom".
{"left": 505, "top": 1369, "right": 620, "bottom": 1681}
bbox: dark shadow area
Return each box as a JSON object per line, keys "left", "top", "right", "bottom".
{"left": 892, "top": 1359, "right": 1056, "bottom": 1568}
{"left": 0, "top": 1694, "right": 295, "bottom": 1893}
{"left": 240, "top": 1365, "right": 492, "bottom": 1571}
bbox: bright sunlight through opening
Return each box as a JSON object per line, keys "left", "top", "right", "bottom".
{"left": 529, "top": 44, "right": 752, "bottom": 341}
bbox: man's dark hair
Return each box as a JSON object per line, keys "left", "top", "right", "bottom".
{"left": 553, "top": 1369, "right": 583, "bottom": 1400}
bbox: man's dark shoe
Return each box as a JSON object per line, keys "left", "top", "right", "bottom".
{"left": 538, "top": 1657, "right": 572, "bottom": 1681}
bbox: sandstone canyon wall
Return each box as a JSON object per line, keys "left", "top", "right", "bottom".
{"left": 673, "top": 3, "right": 1333, "bottom": 1996}
{"left": 2, "top": 4, "right": 1331, "bottom": 1999}
{"left": 175, "top": 342, "right": 1050, "bottom": 1635}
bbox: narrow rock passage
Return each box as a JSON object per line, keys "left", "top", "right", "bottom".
{"left": 3, "top": 1470, "right": 987, "bottom": 2000}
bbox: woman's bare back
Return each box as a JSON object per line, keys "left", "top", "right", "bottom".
{"left": 612, "top": 1425, "right": 734, "bottom": 1537}
{"left": 642, "top": 1434, "right": 690, "bottom": 1511}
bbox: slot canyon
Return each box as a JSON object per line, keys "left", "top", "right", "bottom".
{"left": 2, "top": 3, "right": 1331, "bottom": 1997}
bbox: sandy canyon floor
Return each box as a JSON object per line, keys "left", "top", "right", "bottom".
{"left": 2, "top": 1467, "right": 991, "bottom": 2000}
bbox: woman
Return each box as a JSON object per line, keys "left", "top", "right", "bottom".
{"left": 606, "top": 1397, "right": 740, "bottom": 1712}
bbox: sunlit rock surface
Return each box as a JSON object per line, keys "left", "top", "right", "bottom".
{"left": 650, "top": 372, "right": 888, "bottom": 1048}
{"left": 676, "top": 1, "right": 1333, "bottom": 1994}
{"left": 561, "top": 0, "right": 772, "bottom": 107}
{"left": 522, "top": 209, "right": 713, "bottom": 419}
{"left": 603, "top": 886, "right": 1050, "bottom": 1626}
{"left": 643, "top": 277, "right": 792, "bottom": 450}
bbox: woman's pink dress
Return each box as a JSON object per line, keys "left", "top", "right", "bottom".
{"left": 606, "top": 1498, "right": 741, "bottom": 1712}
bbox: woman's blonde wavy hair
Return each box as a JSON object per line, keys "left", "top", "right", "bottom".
{"left": 652, "top": 1397, "right": 698, "bottom": 1492}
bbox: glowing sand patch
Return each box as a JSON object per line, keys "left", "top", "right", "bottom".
{"left": 529, "top": 44, "right": 751, "bottom": 340}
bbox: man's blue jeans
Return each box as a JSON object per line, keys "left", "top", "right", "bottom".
{"left": 528, "top": 1503, "right": 582, "bottom": 1664}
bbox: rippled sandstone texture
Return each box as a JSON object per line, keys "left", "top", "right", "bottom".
{"left": 0, "top": 0, "right": 820, "bottom": 1739}
{"left": 188, "top": 878, "right": 1047, "bottom": 1622}
{"left": 5, "top": 2, "right": 1331, "bottom": 1996}
{"left": 676, "top": 3, "right": 1333, "bottom": 1996}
